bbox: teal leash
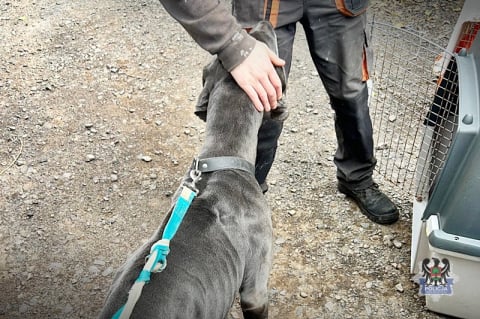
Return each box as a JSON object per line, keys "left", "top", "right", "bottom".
{"left": 111, "top": 156, "right": 254, "bottom": 318}
{"left": 112, "top": 168, "right": 201, "bottom": 319}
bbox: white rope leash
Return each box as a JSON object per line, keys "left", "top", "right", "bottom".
{"left": 112, "top": 185, "right": 198, "bottom": 319}
{"left": 117, "top": 239, "right": 170, "bottom": 319}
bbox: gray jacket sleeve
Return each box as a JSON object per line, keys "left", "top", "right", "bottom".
{"left": 158, "top": 0, "right": 257, "bottom": 71}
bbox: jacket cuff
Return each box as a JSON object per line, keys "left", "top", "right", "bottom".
{"left": 217, "top": 29, "right": 257, "bottom": 72}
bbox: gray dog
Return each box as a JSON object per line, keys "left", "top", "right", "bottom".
{"left": 99, "top": 21, "right": 285, "bottom": 319}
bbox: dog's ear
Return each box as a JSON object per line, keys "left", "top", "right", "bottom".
{"left": 195, "top": 59, "right": 218, "bottom": 121}
{"left": 249, "top": 21, "right": 278, "bottom": 54}
{"left": 275, "top": 65, "right": 287, "bottom": 93}
{"left": 195, "top": 57, "right": 231, "bottom": 121}
{"left": 249, "top": 21, "right": 287, "bottom": 92}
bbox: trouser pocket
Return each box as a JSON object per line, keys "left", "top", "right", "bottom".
{"left": 335, "top": 0, "right": 369, "bottom": 17}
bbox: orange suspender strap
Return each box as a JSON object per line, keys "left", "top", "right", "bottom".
{"left": 263, "top": 0, "right": 280, "bottom": 28}
{"left": 261, "top": 0, "right": 370, "bottom": 81}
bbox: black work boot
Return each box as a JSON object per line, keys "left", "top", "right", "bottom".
{"left": 338, "top": 183, "right": 399, "bottom": 225}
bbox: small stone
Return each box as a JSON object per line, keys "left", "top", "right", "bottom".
{"left": 288, "top": 210, "right": 296, "bottom": 216}
{"left": 140, "top": 155, "right": 152, "bottom": 162}
{"left": 395, "top": 283, "right": 404, "bottom": 293}
{"left": 383, "top": 234, "right": 394, "bottom": 246}
{"left": 365, "top": 281, "right": 373, "bottom": 289}
{"left": 325, "top": 301, "right": 334, "bottom": 311}
{"left": 307, "top": 128, "right": 314, "bottom": 135}
{"left": 88, "top": 265, "right": 100, "bottom": 275}
{"left": 102, "top": 267, "right": 114, "bottom": 277}
{"left": 110, "top": 174, "right": 118, "bottom": 182}
{"left": 109, "top": 66, "right": 119, "bottom": 73}
{"left": 85, "top": 123, "right": 94, "bottom": 129}
{"left": 85, "top": 154, "right": 96, "bottom": 162}
{"left": 299, "top": 292, "right": 308, "bottom": 298}
{"left": 49, "top": 262, "right": 63, "bottom": 272}
{"left": 364, "top": 304, "right": 372, "bottom": 316}
{"left": 15, "top": 159, "right": 26, "bottom": 166}
{"left": 93, "top": 259, "right": 105, "bottom": 266}
{"left": 393, "top": 239, "right": 403, "bottom": 249}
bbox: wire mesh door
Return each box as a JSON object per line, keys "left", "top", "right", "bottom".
{"left": 367, "top": 22, "right": 459, "bottom": 199}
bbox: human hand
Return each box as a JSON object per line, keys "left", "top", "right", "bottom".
{"left": 230, "top": 41, "right": 285, "bottom": 112}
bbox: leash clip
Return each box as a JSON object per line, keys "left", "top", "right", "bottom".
{"left": 184, "top": 158, "right": 202, "bottom": 194}
{"left": 186, "top": 169, "right": 201, "bottom": 194}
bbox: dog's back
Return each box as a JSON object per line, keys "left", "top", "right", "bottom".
{"left": 100, "top": 172, "right": 270, "bottom": 318}
{"left": 99, "top": 21, "right": 281, "bottom": 319}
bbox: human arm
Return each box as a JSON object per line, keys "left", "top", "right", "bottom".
{"left": 158, "top": 0, "right": 285, "bottom": 111}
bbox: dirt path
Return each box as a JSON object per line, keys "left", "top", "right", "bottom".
{"left": 1, "top": 0, "right": 463, "bottom": 318}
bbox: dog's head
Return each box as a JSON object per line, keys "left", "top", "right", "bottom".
{"left": 195, "top": 21, "right": 286, "bottom": 121}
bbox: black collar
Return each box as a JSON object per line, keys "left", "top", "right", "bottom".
{"left": 192, "top": 156, "right": 255, "bottom": 175}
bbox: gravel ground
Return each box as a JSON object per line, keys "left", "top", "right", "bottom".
{"left": 0, "top": 0, "right": 464, "bottom": 318}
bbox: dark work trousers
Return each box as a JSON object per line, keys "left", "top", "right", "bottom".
{"left": 251, "top": 0, "right": 376, "bottom": 190}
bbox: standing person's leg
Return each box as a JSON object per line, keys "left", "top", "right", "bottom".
{"left": 233, "top": 0, "right": 302, "bottom": 191}
{"left": 254, "top": 23, "right": 297, "bottom": 191}
{"left": 301, "top": 1, "right": 398, "bottom": 224}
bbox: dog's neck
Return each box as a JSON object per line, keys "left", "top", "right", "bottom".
{"left": 198, "top": 79, "right": 262, "bottom": 165}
